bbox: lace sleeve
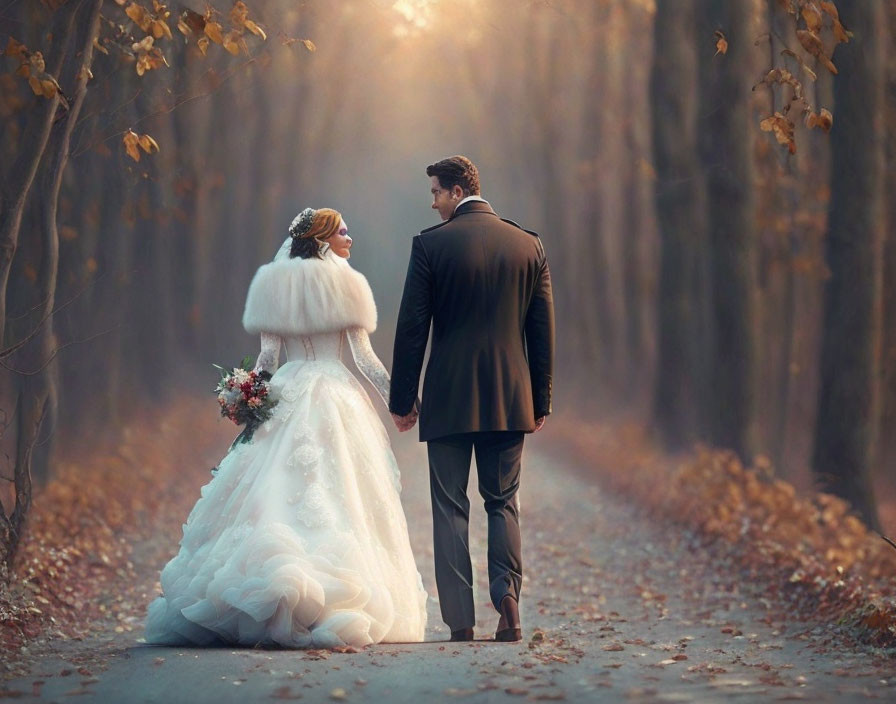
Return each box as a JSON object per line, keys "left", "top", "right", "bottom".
{"left": 254, "top": 332, "right": 282, "bottom": 374}
{"left": 346, "top": 327, "right": 390, "bottom": 408}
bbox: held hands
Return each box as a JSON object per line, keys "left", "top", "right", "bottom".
{"left": 391, "top": 398, "right": 421, "bottom": 432}
{"left": 391, "top": 409, "right": 418, "bottom": 432}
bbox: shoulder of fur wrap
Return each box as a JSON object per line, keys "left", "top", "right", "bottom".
{"left": 242, "top": 252, "right": 377, "bottom": 336}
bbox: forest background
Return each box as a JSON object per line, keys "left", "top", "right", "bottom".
{"left": 1, "top": 0, "right": 894, "bottom": 579}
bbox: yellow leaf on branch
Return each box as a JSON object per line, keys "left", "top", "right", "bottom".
{"left": 122, "top": 130, "right": 160, "bottom": 161}
{"left": 819, "top": 1, "right": 852, "bottom": 44}
{"left": 151, "top": 18, "right": 173, "bottom": 40}
{"left": 204, "top": 21, "right": 224, "bottom": 45}
{"left": 780, "top": 49, "right": 816, "bottom": 82}
{"left": 796, "top": 29, "right": 837, "bottom": 74}
{"left": 801, "top": 2, "right": 823, "bottom": 32}
{"left": 20, "top": 52, "right": 61, "bottom": 99}
{"left": 123, "top": 130, "right": 142, "bottom": 162}
{"left": 760, "top": 112, "right": 796, "bottom": 154}
{"left": 179, "top": 8, "right": 206, "bottom": 35}
{"left": 805, "top": 108, "right": 833, "bottom": 133}
{"left": 126, "top": 3, "right": 152, "bottom": 33}
{"left": 714, "top": 30, "right": 727, "bottom": 56}
{"left": 230, "top": 1, "right": 249, "bottom": 26}
{"left": 222, "top": 30, "right": 245, "bottom": 56}
{"left": 28, "top": 76, "right": 58, "bottom": 98}
{"left": 131, "top": 35, "right": 167, "bottom": 75}
{"left": 796, "top": 28, "right": 823, "bottom": 56}
{"left": 244, "top": 20, "right": 266, "bottom": 41}
{"left": 229, "top": 2, "right": 266, "bottom": 41}
{"left": 27, "top": 51, "right": 46, "bottom": 75}
{"left": 137, "top": 133, "right": 160, "bottom": 154}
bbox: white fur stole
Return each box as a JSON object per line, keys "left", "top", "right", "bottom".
{"left": 242, "top": 251, "right": 377, "bottom": 336}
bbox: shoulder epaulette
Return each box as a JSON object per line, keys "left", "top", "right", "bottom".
{"left": 501, "top": 217, "right": 540, "bottom": 238}
{"left": 419, "top": 220, "right": 449, "bottom": 235}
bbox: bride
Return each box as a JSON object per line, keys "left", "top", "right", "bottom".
{"left": 143, "top": 207, "right": 428, "bottom": 648}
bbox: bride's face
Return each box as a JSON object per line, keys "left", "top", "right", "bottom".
{"left": 324, "top": 218, "right": 353, "bottom": 258}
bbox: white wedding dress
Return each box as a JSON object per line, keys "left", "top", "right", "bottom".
{"left": 144, "top": 246, "right": 427, "bottom": 648}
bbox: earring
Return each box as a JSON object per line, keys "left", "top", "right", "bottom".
{"left": 317, "top": 238, "right": 330, "bottom": 255}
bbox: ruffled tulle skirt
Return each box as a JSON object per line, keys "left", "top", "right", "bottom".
{"left": 143, "top": 358, "right": 428, "bottom": 648}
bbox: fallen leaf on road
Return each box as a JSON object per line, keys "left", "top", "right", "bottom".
{"left": 270, "top": 685, "right": 302, "bottom": 700}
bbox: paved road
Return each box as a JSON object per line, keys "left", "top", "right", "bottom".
{"left": 3, "top": 431, "right": 894, "bottom": 703}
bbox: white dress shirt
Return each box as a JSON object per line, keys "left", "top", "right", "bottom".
{"left": 453, "top": 195, "right": 489, "bottom": 214}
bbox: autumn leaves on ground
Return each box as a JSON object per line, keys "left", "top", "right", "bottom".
{"left": 2, "top": 397, "right": 895, "bottom": 687}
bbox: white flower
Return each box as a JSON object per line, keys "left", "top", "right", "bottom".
{"left": 231, "top": 368, "right": 251, "bottom": 386}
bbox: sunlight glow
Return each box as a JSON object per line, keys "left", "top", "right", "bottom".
{"left": 392, "top": 0, "right": 436, "bottom": 37}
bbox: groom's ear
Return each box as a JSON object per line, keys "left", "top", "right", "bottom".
{"left": 450, "top": 185, "right": 465, "bottom": 199}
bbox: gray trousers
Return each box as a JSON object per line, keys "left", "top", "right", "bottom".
{"left": 426, "top": 431, "right": 524, "bottom": 631}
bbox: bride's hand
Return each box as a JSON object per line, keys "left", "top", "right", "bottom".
{"left": 391, "top": 408, "right": 418, "bottom": 432}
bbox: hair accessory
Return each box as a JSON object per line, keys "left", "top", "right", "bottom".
{"left": 289, "top": 208, "right": 316, "bottom": 239}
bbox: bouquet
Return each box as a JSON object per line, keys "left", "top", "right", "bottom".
{"left": 213, "top": 356, "right": 278, "bottom": 447}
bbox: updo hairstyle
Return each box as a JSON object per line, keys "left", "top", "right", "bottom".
{"left": 289, "top": 207, "right": 343, "bottom": 259}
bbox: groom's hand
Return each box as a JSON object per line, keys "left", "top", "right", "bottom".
{"left": 391, "top": 409, "right": 418, "bottom": 432}
{"left": 533, "top": 416, "right": 546, "bottom": 433}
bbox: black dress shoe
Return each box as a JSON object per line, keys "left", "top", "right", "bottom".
{"left": 449, "top": 627, "right": 474, "bottom": 642}
{"left": 495, "top": 596, "right": 521, "bottom": 642}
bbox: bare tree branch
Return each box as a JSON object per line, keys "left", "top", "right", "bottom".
{"left": 0, "top": 268, "right": 111, "bottom": 360}
{"left": 0, "top": 324, "right": 119, "bottom": 376}
{"left": 71, "top": 52, "right": 268, "bottom": 158}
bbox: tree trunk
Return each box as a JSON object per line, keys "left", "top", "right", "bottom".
{"left": 2, "top": 0, "right": 102, "bottom": 566}
{"left": 811, "top": 0, "right": 885, "bottom": 530}
{"left": 651, "top": 0, "right": 705, "bottom": 450}
{"left": 878, "top": 1, "right": 896, "bottom": 491}
{"left": 697, "top": 0, "right": 760, "bottom": 463}
{"left": 0, "top": 6, "right": 78, "bottom": 349}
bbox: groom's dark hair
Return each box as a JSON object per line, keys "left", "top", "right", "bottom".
{"left": 426, "top": 156, "right": 480, "bottom": 196}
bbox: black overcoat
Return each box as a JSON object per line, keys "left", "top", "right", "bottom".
{"left": 389, "top": 200, "right": 554, "bottom": 442}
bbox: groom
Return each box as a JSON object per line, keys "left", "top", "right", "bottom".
{"left": 390, "top": 155, "right": 554, "bottom": 642}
